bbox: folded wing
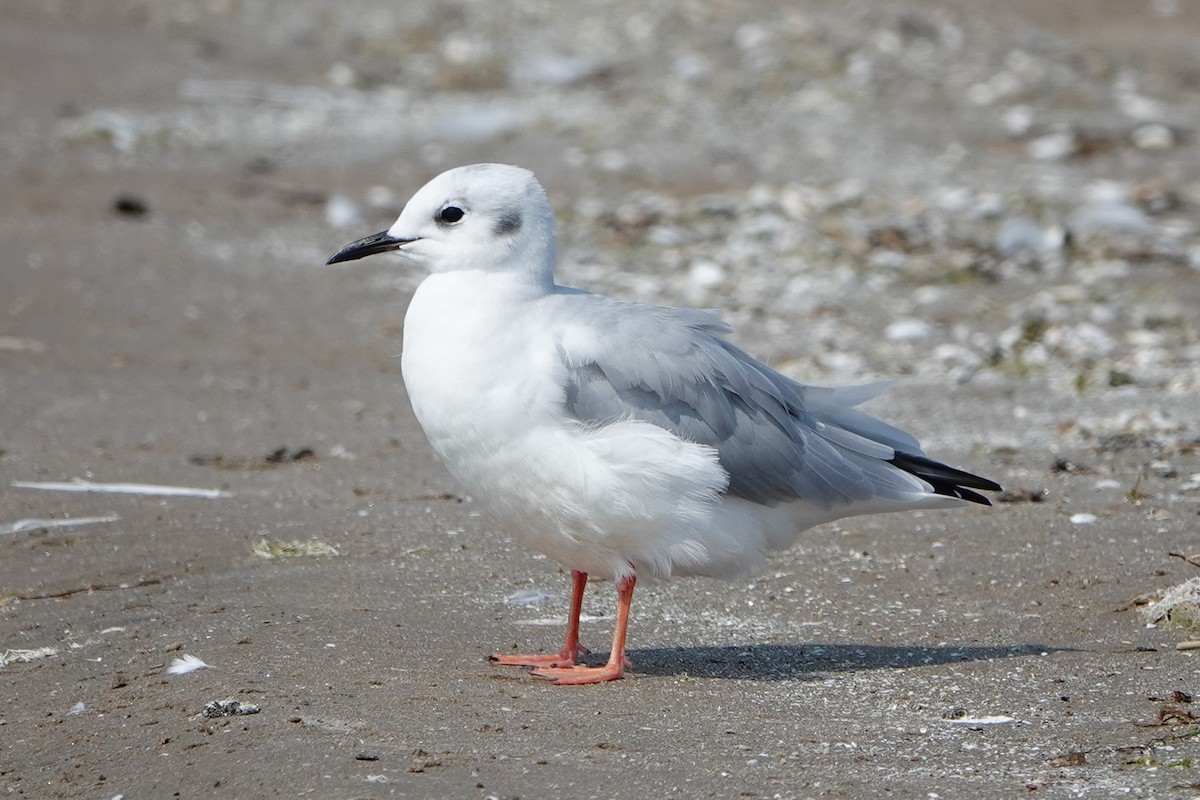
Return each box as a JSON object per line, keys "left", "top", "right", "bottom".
{"left": 555, "top": 294, "right": 999, "bottom": 509}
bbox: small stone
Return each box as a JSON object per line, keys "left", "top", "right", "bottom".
{"left": 596, "top": 150, "right": 629, "bottom": 173}
{"left": 672, "top": 53, "right": 709, "bottom": 82}
{"left": 996, "top": 217, "right": 1057, "bottom": 256}
{"left": 885, "top": 318, "right": 931, "bottom": 341}
{"left": 868, "top": 249, "right": 908, "bottom": 271}
{"left": 1066, "top": 200, "right": 1152, "bottom": 239}
{"left": 327, "top": 62, "right": 357, "bottom": 89}
{"left": 1130, "top": 122, "right": 1173, "bottom": 150}
{"left": 1003, "top": 106, "right": 1033, "bottom": 136}
{"left": 1028, "top": 131, "right": 1076, "bottom": 161}
{"left": 113, "top": 194, "right": 148, "bottom": 217}
{"left": 511, "top": 52, "right": 603, "bottom": 87}
{"left": 1149, "top": 460, "right": 1177, "bottom": 479}
{"left": 325, "top": 195, "right": 363, "bottom": 230}
{"left": 687, "top": 260, "right": 724, "bottom": 290}
{"left": 365, "top": 185, "right": 397, "bottom": 209}
{"left": 1070, "top": 513, "right": 1098, "bottom": 525}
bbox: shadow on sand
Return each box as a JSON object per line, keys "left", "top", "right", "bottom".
{"left": 612, "top": 642, "right": 1061, "bottom": 681}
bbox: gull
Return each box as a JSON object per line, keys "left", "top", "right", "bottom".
{"left": 328, "top": 164, "right": 1000, "bottom": 685}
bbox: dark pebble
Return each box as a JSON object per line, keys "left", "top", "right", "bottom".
{"left": 113, "top": 194, "right": 148, "bottom": 216}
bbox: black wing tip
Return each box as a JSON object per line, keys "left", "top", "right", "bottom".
{"left": 889, "top": 451, "right": 1001, "bottom": 507}
{"left": 951, "top": 486, "right": 994, "bottom": 506}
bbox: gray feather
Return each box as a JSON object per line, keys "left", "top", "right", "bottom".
{"left": 557, "top": 295, "right": 932, "bottom": 509}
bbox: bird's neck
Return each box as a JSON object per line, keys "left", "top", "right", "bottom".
{"left": 406, "top": 270, "right": 547, "bottom": 334}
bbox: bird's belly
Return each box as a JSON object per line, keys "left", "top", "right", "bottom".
{"left": 406, "top": 359, "right": 741, "bottom": 580}
{"left": 407, "top": 379, "right": 632, "bottom": 577}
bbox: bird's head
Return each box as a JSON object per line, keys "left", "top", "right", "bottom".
{"left": 327, "top": 163, "right": 557, "bottom": 286}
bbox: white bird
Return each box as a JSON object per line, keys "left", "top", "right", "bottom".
{"left": 328, "top": 164, "right": 1000, "bottom": 685}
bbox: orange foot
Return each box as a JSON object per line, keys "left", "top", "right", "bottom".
{"left": 489, "top": 645, "right": 589, "bottom": 669}
{"left": 530, "top": 655, "right": 633, "bottom": 685}
{"left": 530, "top": 661, "right": 626, "bottom": 685}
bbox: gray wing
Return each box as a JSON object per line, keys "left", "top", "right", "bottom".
{"left": 555, "top": 295, "right": 937, "bottom": 509}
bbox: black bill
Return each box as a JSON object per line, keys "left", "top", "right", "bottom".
{"left": 326, "top": 231, "right": 415, "bottom": 265}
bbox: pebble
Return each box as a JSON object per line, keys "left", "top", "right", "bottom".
{"left": 327, "top": 62, "right": 357, "bottom": 89}
{"left": 365, "top": 185, "right": 397, "bottom": 209}
{"left": 1027, "top": 131, "right": 1076, "bottom": 161}
{"left": 687, "top": 260, "right": 725, "bottom": 290}
{"left": 1002, "top": 106, "right": 1034, "bottom": 136}
{"left": 885, "top": 319, "right": 932, "bottom": 342}
{"left": 511, "top": 52, "right": 603, "bottom": 87}
{"left": 1131, "top": 122, "right": 1174, "bottom": 150}
{"left": 1066, "top": 200, "right": 1152, "bottom": 239}
{"left": 113, "top": 194, "right": 149, "bottom": 217}
{"left": 325, "top": 195, "right": 364, "bottom": 230}
{"left": 996, "top": 217, "right": 1055, "bottom": 256}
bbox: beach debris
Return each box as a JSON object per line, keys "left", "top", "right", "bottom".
{"left": 0, "top": 336, "right": 46, "bottom": 352}
{"left": 945, "top": 715, "right": 1016, "bottom": 725}
{"left": 190, "top": 446, "right": 314, "bottom": 470}
{"left": 1146, "top": 581, "right": 1200, "bottom": 630}
{"left": 166, "top": 654, "right": 211, "bottom": 675}
{"left": 1, "top": 646, "right": 59, "bottom": 668}
{"left": 3, "top": 515, "right": 120, "bottom": 535}
{"left": 12, "top": 479, "right": 230, "bottom": 499}
{"left": 996, "top": 488, "right": 1047, "bottom": 503}
{"left": 1140, "top": 691, "right": 1199, "bottom": 727}
{"left": 69, "top": 701, "right": 87, "bottom": 716}
{"left": 504, "top": 588, "right": 554, "bottom": 607}
{"left": 251, "top": 537, "right": 339, "bottom": 559}
{"left": 1142, "top": 578, "right": 1200, "bottom": 633}
{"left": 1168, "top": 551, "right": 1200, "bottom": 570}
{"left": 1048, "top": 751, "right": 1087, "bottom": 767}
{"left": 198, "top": 699, "right": 261, "bottom": 719}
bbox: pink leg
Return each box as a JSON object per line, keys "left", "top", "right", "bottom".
{"left": 490, "top": 570, "right": 590, "bottom": 668}
{"left": 532, "top": 572, "right": 636, "bottom": 685}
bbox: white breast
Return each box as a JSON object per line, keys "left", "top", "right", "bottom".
{"left": 401, "top": 272, "right": 561, "bottom": 463}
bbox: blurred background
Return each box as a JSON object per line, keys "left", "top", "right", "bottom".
{"left": 3, "top": 3, "right": 1200, "bottom": 796}
{"left": 3, "top": 0, "right": 1197, "bottom": 391}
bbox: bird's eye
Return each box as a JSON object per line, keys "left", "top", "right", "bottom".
{"left": 438, "top": 206, "right": 465, "bottom": 224}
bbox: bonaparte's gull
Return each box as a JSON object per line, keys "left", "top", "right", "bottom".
{"left": 328, "top": 164, "right": 1000, "bottom": 684}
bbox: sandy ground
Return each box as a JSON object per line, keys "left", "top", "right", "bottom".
{"left": 3, "top": 2, "right": 1200, "bottom": 798}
